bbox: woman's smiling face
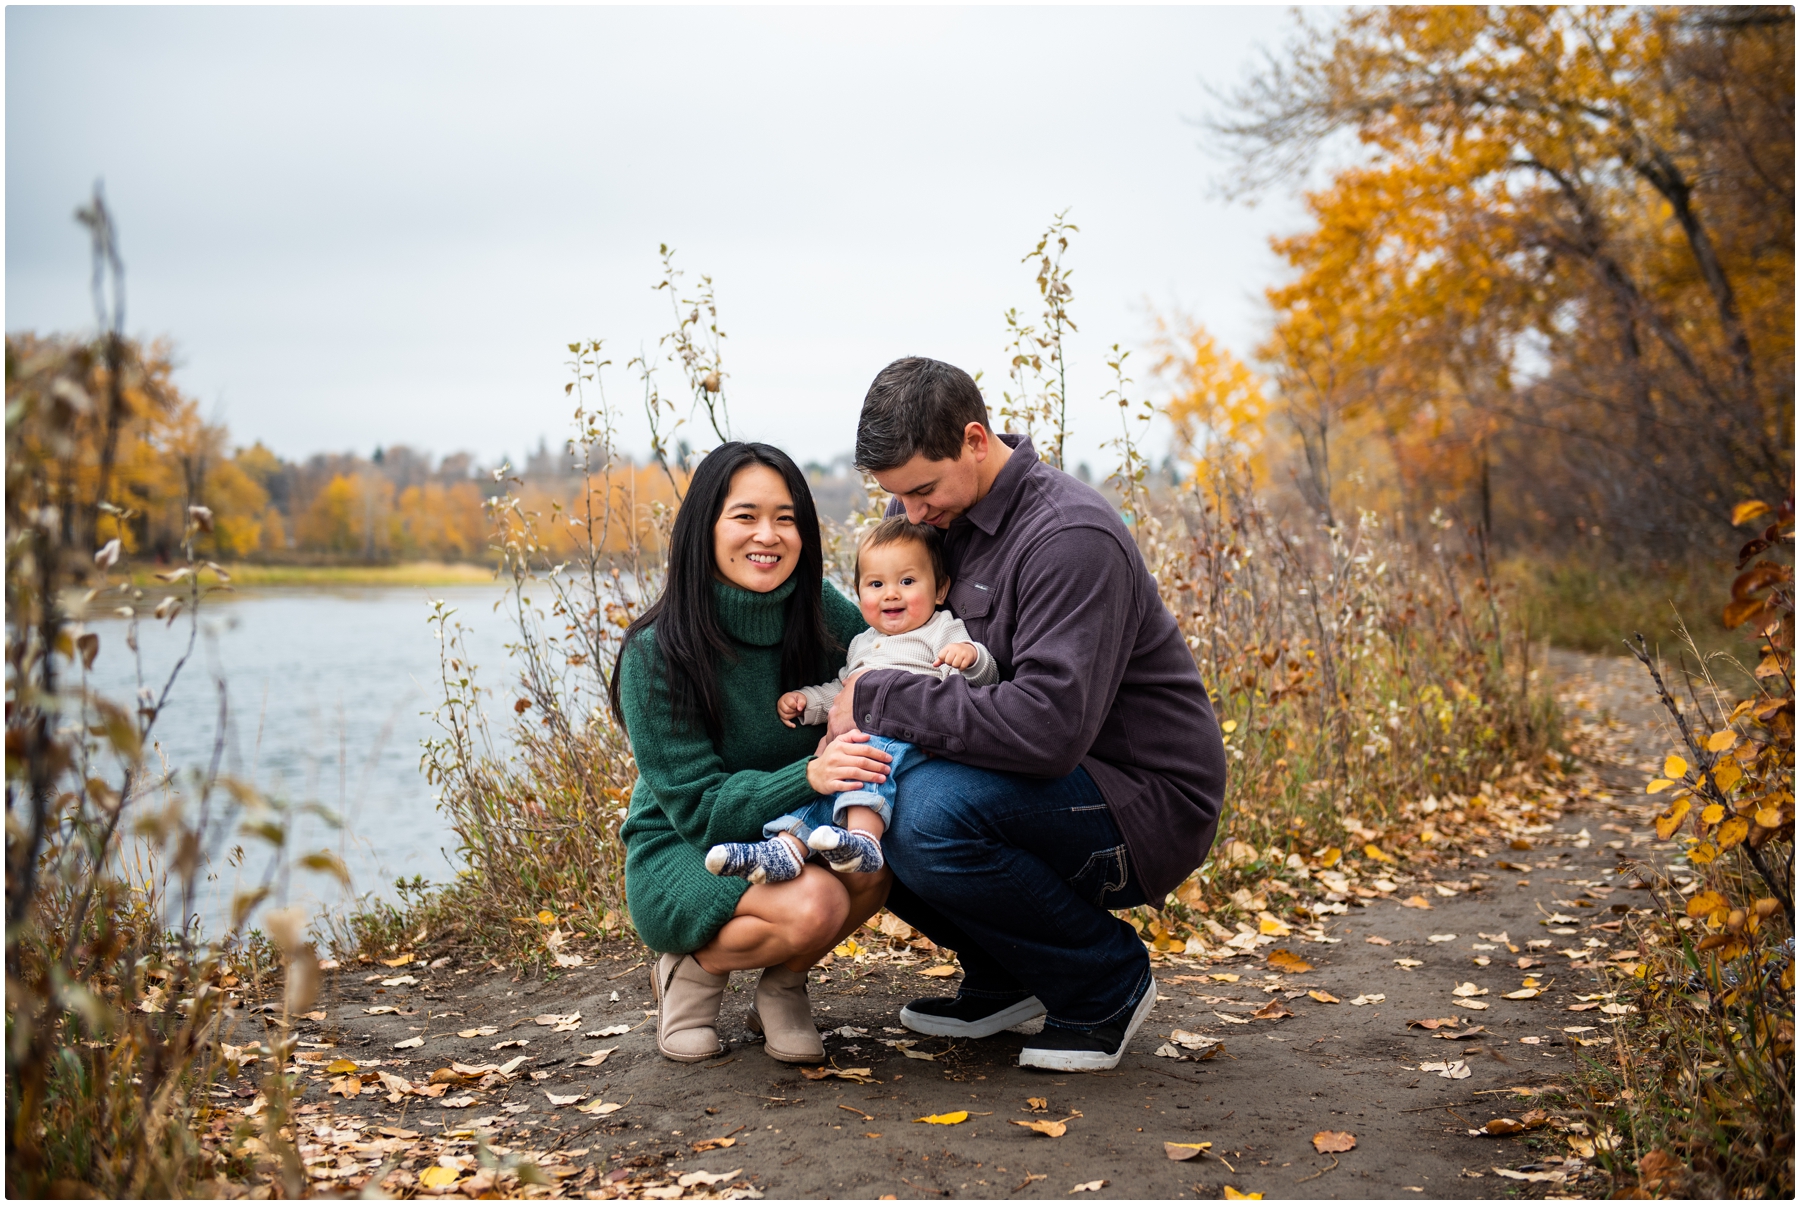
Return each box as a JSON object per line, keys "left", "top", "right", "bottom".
{"left": 712, "top": 464, "right": 802, "bottom": 593}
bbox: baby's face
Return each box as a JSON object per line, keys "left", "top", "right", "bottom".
{"left": 856, "top": 540, "right": 949, "bottom": 635}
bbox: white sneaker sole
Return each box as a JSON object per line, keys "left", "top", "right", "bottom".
{"left": 899, "top": 995, "right": 1047, "bottom": 1038}
{"left": 1017, "top": 974, "right": 1157, "bottom": 1072}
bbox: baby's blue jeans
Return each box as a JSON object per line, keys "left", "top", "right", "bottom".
{"left": 763, "top": 734, "right": 924, "bottom": 842}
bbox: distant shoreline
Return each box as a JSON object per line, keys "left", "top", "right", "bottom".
{"left": 128, "top": 560, "right": 501, "bottom": 589}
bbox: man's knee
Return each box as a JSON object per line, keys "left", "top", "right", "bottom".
{"left": 886, "top": 761, "right": 1004, "bottom": 872}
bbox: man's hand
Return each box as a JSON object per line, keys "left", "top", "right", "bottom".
{"left": 776, "top": 690, "right": 809, "bottom": 729}
{"left": 934, "top": 642, "right": 978, "bottom": 670}
{"left": 825, "top": 670, "right": 867, "bottom": 741}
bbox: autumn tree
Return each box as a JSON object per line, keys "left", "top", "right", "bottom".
{"left": 1214, "top": 5, "right": 1794, "bottom": 557}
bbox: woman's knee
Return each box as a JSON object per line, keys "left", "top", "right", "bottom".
{"left": 784, "top": 868, "right": 851, "bottom": 947}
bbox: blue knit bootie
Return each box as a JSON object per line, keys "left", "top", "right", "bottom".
{"left": 705, "top": 836, "right": 803, "bottom": 884}
{"left": 806, "top": 825, "right": 885, "bottom": 873}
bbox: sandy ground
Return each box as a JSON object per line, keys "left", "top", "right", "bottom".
{"left": 241, "top": 649, "right": 1683, "bottom": 1199}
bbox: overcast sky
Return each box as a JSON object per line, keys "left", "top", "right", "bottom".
{"left": 7, "top": 5, "right": 1316, "bottom": 474}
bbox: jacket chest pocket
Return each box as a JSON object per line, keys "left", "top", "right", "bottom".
{"left": 948, "top": 579, "right": 993, "bottom": 629}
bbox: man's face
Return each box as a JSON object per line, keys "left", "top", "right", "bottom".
{"left": 869, "top": 423, "right": 988, "bottom": 528}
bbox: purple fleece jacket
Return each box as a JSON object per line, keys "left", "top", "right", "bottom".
{"left": 852, "top": 435, "right": 1227, "bottom": 901}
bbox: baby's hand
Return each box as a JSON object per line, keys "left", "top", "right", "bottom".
{"left": 935, "top": 642, "right": 979, "bottom": 670}
{"left": 776, "top": 691, "right": 809, "bottom": 728}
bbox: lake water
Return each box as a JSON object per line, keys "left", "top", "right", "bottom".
{"left": 85, "top": 585, "right": 517, "bottom": 931}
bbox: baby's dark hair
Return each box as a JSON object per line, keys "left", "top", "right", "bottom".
{"left": 855, "top": 516, "right": 948, "bottom": 587}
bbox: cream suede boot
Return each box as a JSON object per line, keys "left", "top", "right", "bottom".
{"left": 747, "top": 964, "right": 825, "bottom": 1063}
{"left": 651, "top": 953, "right": 727, "bottom": 1063}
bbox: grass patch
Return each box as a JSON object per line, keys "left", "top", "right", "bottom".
{"left": 210, "top": 559, "right": 499, "bottom": 587}
{"left": 1501, "top": 553, "right": 1760, "bottom": 662}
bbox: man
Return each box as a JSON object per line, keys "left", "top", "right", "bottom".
{"left": 826, "top": 355, "right": 1227, "bottom": 1071}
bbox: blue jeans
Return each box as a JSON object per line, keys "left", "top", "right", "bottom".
{"left": 882, "top": 758, "right": 1152, "bottom": 1031}
{"left": 764, "top": 734, "right": 924, "bottom": 841}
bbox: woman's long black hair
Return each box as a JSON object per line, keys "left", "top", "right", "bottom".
{"left": 609, "top": 441, "right": 838, "bottom": 744}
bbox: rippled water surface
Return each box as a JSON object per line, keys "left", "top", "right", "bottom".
{"left": 86, "top": 585, "right": 516, "bottom": 929}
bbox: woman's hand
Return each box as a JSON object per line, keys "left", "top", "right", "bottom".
{"left": 776, "top": 690, "right": 809, "bottom": 728}
{"left": 807, "top": 729, "right": 893, "bottom": 796}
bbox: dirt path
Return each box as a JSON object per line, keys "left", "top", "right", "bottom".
{"left": 265, "top": 651, "right": 1682, "bottom": 1200}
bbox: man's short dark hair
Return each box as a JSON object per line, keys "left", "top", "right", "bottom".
{"left": 855, "top": 357, "right": 989, "bottom": 471}
{"left": 855, "top": 515, "right": 947, "bottom": 587}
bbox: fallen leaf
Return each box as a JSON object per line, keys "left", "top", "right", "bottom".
{"left": 492, "top": 1039, "right": 529, "bottom": 1050}
{"left": 554, "top": 953, "right": 584, "bottom": 968}
{"left": 1257, "top": 914, "right": 1291, "bottom": 937}
{"left": 533, "top": 1013, "right": 580, "bottom": 1027}
{"left": 1164, "top": 1141, "right": 1212, "bottom": 1161}
{"left": 418, "top": 1166, "right": 461, "bottom": 1189}
{"left": 364, "top": 1006, "right": 401, "bottom": 1015}
{"left": 1251, "top": 999, "right": 1293, "bottom": 1020}
{"left": 678, "top": 1169, "right": 743, "bottom": 1188}
{"left": 1502, "top": 988, "right": 1541, "bottom": 1000}
{"left": 1312, "top": 1130, "right": 1356, "bottom": 1153}
{"left": 1407, "top": 1017, "right": 1462, "bottom": 1029}
{"left": 1265, "top": 948, "right": 1313, "bottom": 974}
{"left": 576, "top": 1047, "right": 617, "bottom": 1068}
{"left": 1427, "top": 934, "right": 1458, "bottom": 943}
{"left": 380, "top": 975, "right": 418, "bottom": 987}
{"left": 545, "top": 1091, "right": 587, "bottom": 1106}
{"left": 1209, "top": 972, "right": 1241, "bottom": 983}
{"left": 1307, "top": 990, "right": 1341, "bottom": 1004}
{"left": 1394, "top": 958, "right": 1424, "bottom": 969}
{"left": 380, "top": 953, "right": 414, "bottom": 968}
{"left": 497, "top": 1056, "right": 528, "bottom": 1076}
{"left": 458, "top": 1026, "right": 499, "bottom": 1039}
{"left": 917, "top": 965, "right": 959, "bottom": 977}
{"left": 800, "top": 1066, "right": 876, "bottom": 1084}
{"left": 589, "top": 1024, "right": 630, "bottom": 1037}
{"left": 1012, "top": 1119, "right": 1067, "bottom": 1137}
{"left": 1348, "top": 994, "right": 1385, "bottom": 1006}
{"left": 1364, "top": 934, "right": 1394, "bottom": 946}
{"left": 1400, "top": 895, "right": 1432, "bottom": 909}
{"left": 1418, "top": 1060, "right": 1472, "bottom": 1080}
{"left": 900, "top": 1047, "right": 937, "bottom": 1061}
{"left": 1212, "top": 1011, "right": 1251, "bottom": 1025}
{"left": 450, "top": 1061, "right": 499, "bottom": 1076}
{"left": 1600, "top": 1003, "right": 1637, "bottom": 1016}
{"left": 326, "top": 1058, "right": 360, "bottom": 1074}
{"left": 439, "top": 1095, "right": 477, "bottom": 1108}
{"left": 1026, "top": 1097, "right": 1048, "bottom": 1110}
{"left": 1432, "top": 1026, "right": 1487, "bottom": 1040}
{"left": 1493, "top": 1167, "right": 1566, "bottom": 1184}
{"left": 577, "top": 1100, "right": 623, "bottom": 1116}
{"left": 1451, "top": 982, "right": 1489, "bottom": 998}
{"left": 1071, "top": 1181, "right": 1107, "bottom": 1194}
{"left": 1476, "top": 1118, "right": 1524, "bottom": 1135}
{"left": 915, "top": 1111, "right": 968, "bottom": 1125}
{"left": 328, "top": 1075, "right": 362, "bottom": 1098}
{"left": 1462, "top": 1000, "right": 1490, "bottom": 1011}
{"left": 691, "top": 1136, "right": 738, "bottom": 1152}
{"left": 394, "top": 1036, "right": 424, "bottom": 1049}
{"left": 1222, "top": 1188, "right": 1262, "bottom": 1200}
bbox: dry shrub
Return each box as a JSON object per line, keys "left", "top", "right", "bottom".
{"left": 6, "top": 194, "right": 324, "bottom": 1197}
{"left": 1565, "top": 500, "right": 1792, "bottom": 1198}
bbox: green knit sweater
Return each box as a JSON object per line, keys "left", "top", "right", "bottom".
{"left": 619, "top": 576, "right": 866, "bottom": 954}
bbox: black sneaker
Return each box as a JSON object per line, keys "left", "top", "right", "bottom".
{"left": 899, "top": 991, "right": 1047, "bottom": 1038}
{"left": 1018, "top": 976, "right": 1156, "bottom": 1071}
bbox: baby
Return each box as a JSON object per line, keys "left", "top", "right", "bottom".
{"left": 705, "top": 516, "right": 997, "bottom": 884}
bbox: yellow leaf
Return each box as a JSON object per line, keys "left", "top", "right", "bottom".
{"left": 326, "top": 1058, "right": 359, "bottom": 1074}
{"left": 1363, "top": 844, "right": 1395, "bottom": 863}
{"left": 379, "top": 953, "right": 414, "bottom": 968}
{"left": 1223, "top": 1188, "right": 1263, "bottom": 1200}
{"left": 834, "top": 938, "right": 864, "bottom": 958}
{"left": 1731, "top": 500, "right": 1771, "bottom": 527}
{"left": 1688, "top": 842, "right": 1719, "bottom": 865}
{"left": 1258, "top": 914, "right": 1291, "bottom": 937}
{"left": 1685, "top": 891, "right": 1726, "bottom": 920}
{"left": 1663, "top": 755, "right": 1688, "bottom": 779}
{"left": 1716, "top": 816, "right": 1750, "bottom": 850}
{"left": 1655, "top": 798, "right": 1692, "bottom": 841}
{"left": 1714, "top": 760, "right": 1743, "bottom": 791}
{"left": 537, "top": 910, "right": 557, "bottom": 925}
{"left": 1706, "top": 730, "right": 1738, "bottom": 754}
{"left": 1011, "top": 1119, "right": 1067, "bottom": 1137}
{"left": 1754, "top": 807, "right": 1782, "bottom": 829}
{"left": 1266, "top": 949, "right": 1313, "bottom": 974}
{"left": 1320, "top": 847, "right": 1342, "bottom": 868}
{"left": 917, "top": 965, "right": 958, "bottom": 977}
{"left": 418, "top": 1165, "right": 461, "bottom": 1188}
{"left": 1220, "top": 719, "right": 1238, "bottom": 734}
{"left": 914, "top": 1111, "right": 968, "bottom": 1125}
{"left": 1307, "top": 990, "right": 1340, "bottom": 1004}
{"left": 1646, "top": 778, "right": 1676, "bottom": 794}
{"left": 1701, "top": 804, "right": 1726, "bottom": 825}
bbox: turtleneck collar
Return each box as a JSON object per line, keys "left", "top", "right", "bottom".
{"left": 713, "top": 575, "right": 797, "bottom": 647}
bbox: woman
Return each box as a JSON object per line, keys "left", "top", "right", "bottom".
{"left": 610, "top": 442, "right": 893, "bottom": 1063}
